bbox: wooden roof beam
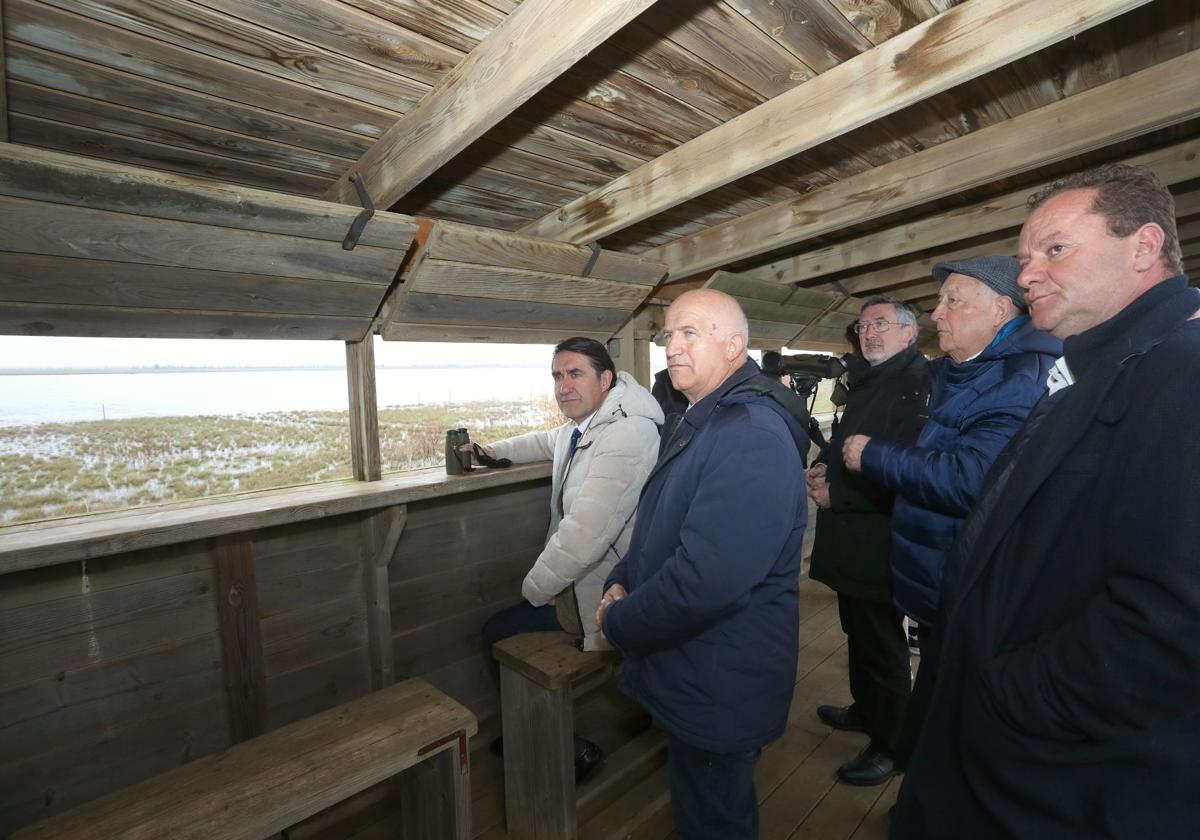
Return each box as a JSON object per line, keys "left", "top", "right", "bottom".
{"left": 641, "top": 49, "right": 1200, "bottom": 280}
{"left": 325, "top": 0, "right": 662, "bottom": 211}
{"left": 519, "top": 0, "right": 1149, "bottom": 244}
{"left": 807, "top": 190, "right": 1200, "bottom": 299}
{"left": 741, "top": 137, "right": 1200, "bottom": 287}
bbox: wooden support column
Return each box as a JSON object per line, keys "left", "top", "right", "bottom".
{"left": 345, "top": 338, "right": 381, "bottom": 482}
{"left": 607, "top": 324, "right": 650, "bottom": 390}
{"left": 359, "top": 504, "right": 407, "bottom": 691}
{"left": 0, "top": 0, "right": 8, "bottom": 143}
{"left": 212, "top": 535, "right": 268, "bottom": 743}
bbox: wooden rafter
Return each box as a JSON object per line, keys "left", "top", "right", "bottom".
{"left": 640, "top": 49, "right": 1200, "bottom": 280}
{"left": 742, "top": 137, "right": 1200, "bottom": 286}
{"left": 325, "top": 0, "right": 662, "bottom": 210}
{"left": 808, "top": 190, "right": 1200, "bottom": 298}
{"left": 519, "top": 0, "right": 1149, "bottom": 244}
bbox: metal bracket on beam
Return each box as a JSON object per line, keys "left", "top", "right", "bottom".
{"left": 581, "top": 242, "right": 602, "bottom": 277}
{"left": 342, "top": 174, "right": 376, "bottom": 251}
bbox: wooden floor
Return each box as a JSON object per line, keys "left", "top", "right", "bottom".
{"left": 470, "top": 571, "right": 902, "bottom": 840}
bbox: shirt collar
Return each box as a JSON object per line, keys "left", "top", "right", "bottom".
{"left": 574, "top": 411, "right": 598, "bottom": 435}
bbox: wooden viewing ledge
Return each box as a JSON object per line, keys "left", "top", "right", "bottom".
{"left": 0, "top": 462, "right": 552, "bottom": 576}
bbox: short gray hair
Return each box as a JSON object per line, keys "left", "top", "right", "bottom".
{"left": 862, "top": 295, "right": 919, "bottom": 330}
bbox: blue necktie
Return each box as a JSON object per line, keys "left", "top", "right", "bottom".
{"left": 569, "top": 428, "right": 582, "bottom": 457}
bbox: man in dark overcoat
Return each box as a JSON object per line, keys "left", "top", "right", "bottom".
{"left": 808, "top": 294, "right": 930, "bottom": 784}
{"left": 892, "top": 163, "right": 1200, "bottom": 837}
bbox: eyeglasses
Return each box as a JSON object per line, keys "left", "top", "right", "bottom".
{"left": 852, "top": 319, "right": 909, "bottom": 334}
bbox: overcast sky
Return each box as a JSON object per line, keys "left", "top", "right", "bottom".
{"left": 0, "top": 335, "right": 560, "bottom": 369}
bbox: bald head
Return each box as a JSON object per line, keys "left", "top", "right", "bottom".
{"left": 661, "top": 289, "right": 750, "bottom": 403}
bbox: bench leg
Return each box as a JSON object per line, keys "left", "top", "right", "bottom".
{"left": 501, "top": 666, "right": 575, "bottom": 840}
{"left": 399, "top": 732, "right": 472, "bottom": 840}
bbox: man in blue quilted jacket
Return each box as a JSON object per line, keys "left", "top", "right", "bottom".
{"left": 597, "top": 289, "right": 809, "bottom": 840}
{"left": 841, "top": 255, "right": 1059, "bottom": 768}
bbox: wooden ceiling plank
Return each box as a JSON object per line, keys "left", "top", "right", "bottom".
{"left": 642, "top": 49, "right": 1200, "bottom": 279}
{"left": 0, "top": 195, "right": 403, "bottom": 286}
{"left": 731, "top": 0, "right": 873, "bottom": 73}
{"left": 37, "top": 0, "right": 429, "bottom": 113}
{"left": 196, "top": 0, "right": 465, "bottom": 88}
{"left": 338, "top": 0, "right": 504, "bottom": 55}
{"left": 0, "top": 145, "right": 417, "bottom": 249}
{"left": 521, "top": 0, "right": 1149, "bottom": 245}
{"left": 0, "top": 303, "right": 373, "bottom": 341}
{"left": 424, "top": 220, "right": 665, "bottom": 285}
{"left": 0, "top": 253, "right": 387, "bottom": 319}
{"left": 407, "top": 261, "right": 652, "bottom": 310}
{"left": 8, "top": 82, "right": 355, "bottom": 180}
{"left": 744, "top": 137, "right": 1200, "bottom": 285}
{"left": 6, "top": 42, "right": 374, "bottom": 161}
{"left": 11, "top": 113, "right": 336, "bottom": 198}
{"left": 639, "top": 0, "right": 814, "bottom": 99}
{"left": 325, "top": 0, "right": 663, "bottom": 210}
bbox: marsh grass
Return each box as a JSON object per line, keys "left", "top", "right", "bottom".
{"left": 1, "top": 397, "right": 563, "bottom": 526}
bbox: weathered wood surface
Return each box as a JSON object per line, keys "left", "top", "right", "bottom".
{"left": 521, "top": 0, "right": 1148, "bottom": 244}
{"left": 644, "top": 49, "right": 1200, "bottom": 279}
{"left": 0, "top": 0, "right": 8, "bottom": 143}
{"left": 0, "top": 144, "right": 416, "bottom": 248}
{"left": 380, "top": 219, "right": 664, "bottom": 343}
{"left": 0, "top": 253, "right": 386, "bottom": 317}
{"left": 0, "top": 195, "right": 401, "bottom": 285}
{"left": 0, "top": 302, "right": 374, "bottom": 341}
{"left": 212, "top": 536, "right": 269, "bottom": 743}
{"left": 326, "top": 0, "right": 663, "bottom": 209}
{"left": 345, "top": 339, "right": 383, "bottom": 483}
{"left": 0, "top": 463, "right": 552, "bottom": 575}
{"left": 742, "top": 136, "right": 1200, "bottom": 286}
{"left": 494, "top": 631, "right": 620, "bottom": 692}
{"left": 10, "top": 677, "right": 476, "bottom": 840}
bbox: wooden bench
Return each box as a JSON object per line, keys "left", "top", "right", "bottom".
{"left": 13, "top": 677, "right": 478, "bottom": 840}
{"left": 493, "top": 631, "right": 621, "bottom": 840}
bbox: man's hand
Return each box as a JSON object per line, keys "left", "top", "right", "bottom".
{"left": 806, "top": 465, "right": 832, "bottom": 509}
{"left": 842, "top": 434, "right": 871, "bottom": 472}
{"left": 457, "top": 442, "right": 496, "bottom": 466}
{"left": 595, "top": 583, "right": 628, "bottom": 638}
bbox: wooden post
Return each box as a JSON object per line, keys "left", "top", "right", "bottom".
{"left": 212, "top": 535, "right": 268, "bottom": 743}
{"left": 345, "top": 338, "right": 381, "bottom": 482}
{"left": 0, "top": 0, "right": 8, "bottom": 143}
{"left": 608, "top": 314, "right": 652, "bottom": 389}
{"left": 359, "top": 504, "right": 407, "bottom": 691}
{"left": 500, "top": 667, "right": 576, "bottom": 840}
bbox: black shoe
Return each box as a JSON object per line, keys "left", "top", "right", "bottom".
{"left": 489, "top": 736, "right": 504, "bottom": 757}
{"left": 837, "top": 743, "right": 898, "bottom": 786}
{"left": 817, "top": 704, "right": 869, "bottom": 733}
{"left": 574, "top": 738, "right": 605, "bottom": 786}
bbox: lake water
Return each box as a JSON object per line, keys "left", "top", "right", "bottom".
{"left": 0, "top": 367, "right": 556, "bottom": 426}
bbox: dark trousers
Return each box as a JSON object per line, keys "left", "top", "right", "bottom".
{"left": 482, "top": 602, "right": 596, "bottom": 760}
{"left": 895, "top": 624, "right": 934, "bottom": 771}
{"left": 481, "top": 600, "right": 562, "bottom": 649}
{"left": 838, "top": 593, "right": 911, "bottom": 754}
{"left": 667, "top": 732, "right": 761, "bottom": 840}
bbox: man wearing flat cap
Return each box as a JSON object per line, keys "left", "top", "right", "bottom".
{"left": 842, "top": 255, "right": 1060, "bottom": 768}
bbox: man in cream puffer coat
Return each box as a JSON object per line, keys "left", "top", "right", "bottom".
{"left": 478, "top": 337, "right": 663, "bottom": 652}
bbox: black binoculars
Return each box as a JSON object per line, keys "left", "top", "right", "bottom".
{"left": 445, "top": 428, "right": 474, "bottom": 475}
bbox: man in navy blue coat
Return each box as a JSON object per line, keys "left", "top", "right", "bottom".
{"left": 597, "top": 289, "right": 809, "bottom": 840}
{"left": 892, "top": 164, "right": 1200, "bottom": 837}
{"left": 841, "top": 256, "right": 1060, "bottom": 767}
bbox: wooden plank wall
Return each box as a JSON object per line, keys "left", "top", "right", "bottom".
{"left": 0, "top": 477, "right": 550, "bottom": 836}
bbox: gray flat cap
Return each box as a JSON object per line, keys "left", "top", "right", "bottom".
{"left": 932, "top": 255, "right": 1026, "bottom": 312}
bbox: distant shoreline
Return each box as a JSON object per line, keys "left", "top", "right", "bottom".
{"left": 0, "top": 364, "right": 545, "bottom": 376}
